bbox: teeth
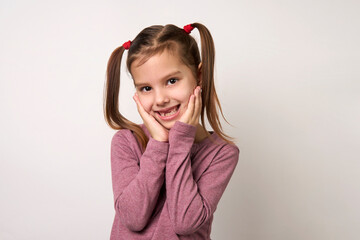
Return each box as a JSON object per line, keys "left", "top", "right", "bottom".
{"left": 159, "top": 106, "right": 178, "bottom": 117}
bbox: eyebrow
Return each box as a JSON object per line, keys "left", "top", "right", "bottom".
{"left": 134, "top": 70, "right": 182, "bottom": 87}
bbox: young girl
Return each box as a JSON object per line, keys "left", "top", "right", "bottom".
{"left": 104, "top": 22, "right": 239, "bottom": 240}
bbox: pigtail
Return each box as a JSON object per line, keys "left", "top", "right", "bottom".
{"left": 103, "top": 46, "right": 149, "bottom": 150}
{"left": 191, "top": 23, "right": 235, "bottom": 145}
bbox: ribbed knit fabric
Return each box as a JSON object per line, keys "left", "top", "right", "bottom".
{"left": 110, "top": 121, "right": 239, "bottom": 239}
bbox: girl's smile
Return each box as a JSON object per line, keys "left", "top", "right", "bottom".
{"left": 156, "top": 104, "right": 181, "bottom": 120}
{"left": 131, "top": 50, "right": 199, "bottom": 129}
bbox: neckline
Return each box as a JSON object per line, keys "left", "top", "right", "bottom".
{"left": 140, "top": 124, "right": 219, "bottom": 147}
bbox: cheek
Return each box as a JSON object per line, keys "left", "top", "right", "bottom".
{"left": 172, "top": 80, "right": 196, "bottom": 104}
{"left": 138, "top": 96, "right": 152, "bottom": 112}
{"left": 170, "top": 90, "right": 190, "bottom": 104}
{"left": 177, "top": 91, "right": 193, "bottom": 108}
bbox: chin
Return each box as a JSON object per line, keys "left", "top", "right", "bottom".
{"left": 160, "top": 121, "right": 176, "bottom": 130}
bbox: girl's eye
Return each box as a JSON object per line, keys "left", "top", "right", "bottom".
{"left": 167, "top": 78, "right": 178, "bottom": 85}
{"left": 141, "top": 86, "right": 152, "bottom": 92}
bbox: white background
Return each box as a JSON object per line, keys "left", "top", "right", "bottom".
{"left": 1, "top": 0, "right": 359, "bottom": 239}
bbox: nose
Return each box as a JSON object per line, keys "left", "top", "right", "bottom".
{"left": 155, "top": 89, "right": 170, "bottom": 106}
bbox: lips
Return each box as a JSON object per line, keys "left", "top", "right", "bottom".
{"left": 156, "top": 104, "right": 180, "bottom": 121}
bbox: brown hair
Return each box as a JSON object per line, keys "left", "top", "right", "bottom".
{"left": 103, "top": 23, "right": 234, "bottom": 150}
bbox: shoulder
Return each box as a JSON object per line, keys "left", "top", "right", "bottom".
{"left": 111, "top": 128, "right": 133, "bottom": 144}
{"left": 218, "top": 142, "right": 240, "bottom": 161}
{"left": 111, "top": 128, "right": 141, "bottom": 154}
{"left": 206, "top": 132, "right": 239, "bottom": 151}
{"left": 206, "top": 134, "right": 240, "bottom": 163}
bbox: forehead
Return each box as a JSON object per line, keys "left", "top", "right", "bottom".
{"left": 132, "top": 50, "right": 196, "bottom": 83}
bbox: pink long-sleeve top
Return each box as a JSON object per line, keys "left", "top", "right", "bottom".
{"left": 110, "top": 121, "right": 239, "bottom": 239}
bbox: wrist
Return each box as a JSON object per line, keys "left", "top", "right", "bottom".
{"left": 169, "top": 121, "right": 197, "bottom": 137}
{"left": 153, "top": 137, "right": 168, "bottom": 142}
{"left": 152, "top": 134, "right": 169, "bottom": 142}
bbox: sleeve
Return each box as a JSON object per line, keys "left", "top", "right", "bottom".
{"left": 165, "top": 121, "right": 239, "bottom": 235}
{"left": 111, "top": 130, "right": 169, "bottom": 232}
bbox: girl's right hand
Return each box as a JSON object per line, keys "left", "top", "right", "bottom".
{"left": 133, "top": 93, "right": 169, "bottom": 142}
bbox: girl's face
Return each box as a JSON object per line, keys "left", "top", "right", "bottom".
{"left": 131, "top": 50, "right": 200, "bottom": 130}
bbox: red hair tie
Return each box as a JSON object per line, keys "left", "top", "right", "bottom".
{"left": 183, "top": 24, "right": 194, "bottom": 34}
{"left": 122, "top": 40, "right": 131, "bottom": 50}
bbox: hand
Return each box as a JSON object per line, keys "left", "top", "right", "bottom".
{"left": 179, "top": 86, "right": 202, "bottom": 126}
{"left": 133, "top": 93, "right": 169, "bottom": 142}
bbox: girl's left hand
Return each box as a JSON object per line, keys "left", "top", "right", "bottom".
{"left": 179, "top": 86, "right": 202, "bottom": 126}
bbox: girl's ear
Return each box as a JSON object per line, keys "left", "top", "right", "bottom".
{"left": 197, "top": 62, "right": 203, "bottom": 86}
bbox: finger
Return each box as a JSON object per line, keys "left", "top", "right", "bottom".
{"left": 133, "top": 93, "right": 142, "bottom": 112}
{"left": 133, "top": 94, "right": 140, "bottom": 111}
{"left": 198, "top": 87, "right": 202, "bottom": 114}
{"left": 181, "top": 94, "right": 195, "bottom": 122}
{"left": 193, "top": 87, "right": 202, "bottom": 122}
{"left": 187, "top": 93, "right": 195, "bottom": 116}
{"left": 133, "top": 93, "right": 150, "bottom": 120}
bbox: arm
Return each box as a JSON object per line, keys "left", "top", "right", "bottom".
{"left": 111, "top": 130, "right": 169, "bottom": 232}
{"left": 165, "top": 121, "right": 239, "bottom": 235}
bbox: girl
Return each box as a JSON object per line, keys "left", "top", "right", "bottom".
{"left": 104, "top": 22, "right": 239, "bottom": 240}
